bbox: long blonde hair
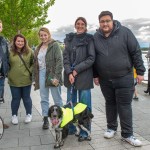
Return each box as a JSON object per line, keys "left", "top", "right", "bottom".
{"left": 38, "top": 27, "right": 51, "bottom": 40}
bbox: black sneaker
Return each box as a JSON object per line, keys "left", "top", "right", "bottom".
{"left": 133, "top": 96, "right": 139, "bottom": 100}
{"left": 78, "top": 136, "right": 91, "bottom": 142}
{"left": 42, "top": 117, "right": 49, "bottom": 129}
{"left": 0, "top": 98, "right": 4, "bottom": 103}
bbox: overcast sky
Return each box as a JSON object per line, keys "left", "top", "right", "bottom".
{"left": 46, "top": 0, "right": 150, "bottom": 43}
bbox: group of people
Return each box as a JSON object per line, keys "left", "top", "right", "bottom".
{"left": 0, "top": 11, "right": 146, "bottom": 147}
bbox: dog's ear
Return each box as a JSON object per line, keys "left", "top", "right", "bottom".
{"left": 58, "top": 106, "right": 63, "bottom": 118}
{"left": 48, "top": 106, "right": 53, "bottom": 117}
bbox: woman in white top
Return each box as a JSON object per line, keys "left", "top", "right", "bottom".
{"left": 33, "top": 27, "right": 63, "bottom": 129}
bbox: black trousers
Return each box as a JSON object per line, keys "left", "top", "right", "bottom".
{"left": 100, "top": 73, "right": 134, "bottom": 138}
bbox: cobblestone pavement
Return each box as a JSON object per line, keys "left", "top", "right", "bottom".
{"left": 0, "top": 80, "right": 150, "bottom": 150}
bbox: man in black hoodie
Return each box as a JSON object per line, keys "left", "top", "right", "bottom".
{"left": 93, "top": 11, "right": 145, "bottom": 147}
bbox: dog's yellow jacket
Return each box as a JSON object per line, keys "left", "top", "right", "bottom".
{"left": 60, "top": 103, "right": 87, "bottom": 128}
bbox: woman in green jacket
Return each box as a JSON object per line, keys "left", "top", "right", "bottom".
{"left": 8, "top": 34, "right": 34, "bottom": 125}
{"left": 33, "top": 27, "right": 63, "bottom": 129}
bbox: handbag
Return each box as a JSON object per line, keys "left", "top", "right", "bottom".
{"left": 18, "top": 53, "right": 32, "bottom": 80}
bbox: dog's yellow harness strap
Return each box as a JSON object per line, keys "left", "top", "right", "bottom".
{"left": 60, "top": 107, "right": 73, "bottom": 128}
{"left": 74, "top": 103, "right": 87, "bottom": 115}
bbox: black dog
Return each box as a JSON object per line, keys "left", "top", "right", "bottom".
{"left": 48, "top": 103, "right": 94, "bottom": 149}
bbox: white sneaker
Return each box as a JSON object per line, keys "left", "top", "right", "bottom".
{"left": 104, "top": 129, "right": 116, "bottom": 138}
{"left": 122, "top": 136, "right": 142, "bottom": 147}
{"left": 12, "top": 115, "right": 18, "bottom": 125}
{"left": 24, "top": 114, "right": 32, "bottom": 123}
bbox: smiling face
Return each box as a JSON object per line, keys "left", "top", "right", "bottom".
{"left": 39, "top": 30, "right": 50, "bottom": 43}
{"left": 15, "top": 37, "right": 25, "bottom": 50}
{"left": 75, "top": 19, "right": 87, "bottom": 34}
{"left": 99, "top": 15, "right": 113, "bottom": 35}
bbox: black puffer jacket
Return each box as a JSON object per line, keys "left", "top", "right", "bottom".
{"left": 93, "top": 20, "right": 145, "bottom": 79}
{"left": 63, "top": 32, "right": 95, "bottom": 90}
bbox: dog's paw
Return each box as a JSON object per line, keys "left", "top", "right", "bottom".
{"left": 60, "top": 140, "right": 64, "bottom": 146}
{"left": 54, "top": 144, "right": 60, "bottom": 149}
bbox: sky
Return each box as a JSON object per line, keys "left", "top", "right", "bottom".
{"left": 46, "top": 0, "right": 150, "bottom": 43}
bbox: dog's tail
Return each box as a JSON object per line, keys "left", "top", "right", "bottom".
{"left": 89, "top": 113, "right": 94, "bottom": 119}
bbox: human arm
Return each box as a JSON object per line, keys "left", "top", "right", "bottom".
{"left": 126, "top": 28, "right": 145, "bottom": 77}
{"left": 53, "top": 42, "right": 63, "bottom": 84}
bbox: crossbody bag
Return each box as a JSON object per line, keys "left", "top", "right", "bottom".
{"left": 18, "top": 53, "right": 32, "bottom": 80}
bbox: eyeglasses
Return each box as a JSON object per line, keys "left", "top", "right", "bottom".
{"left": 100, "top": 20, "right": 112, "bottom": 24}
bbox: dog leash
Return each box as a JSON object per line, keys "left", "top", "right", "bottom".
{"left": 66, "top": 64, "right": 77, "bottom": 116}
{"left": 66, "top": 84, "right": 75, "bottom": 116}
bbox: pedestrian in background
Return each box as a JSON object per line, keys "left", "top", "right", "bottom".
{"left": 33, "top": 27, "right": 63, "bottom": 130}
{"left": 93, "top": 11, "right": 145, "bottom": 146}
{"left": 133, "top": 68, "right": 139, "bottom": 100}
{"left": 0, "top": 20, "right": 9, "bottom": 129}
{"left": 63, "top": 17, "right": 95, "bottom": 141}
{"left": 144, "top": 49, "right": 150, "bottom": 95}
{"left": 8, "top": 34, "right": 34, "bottom": 125}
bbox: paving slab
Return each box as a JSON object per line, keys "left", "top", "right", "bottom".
{"left": 0, "top": 80, "right": 150, "bottom": 150}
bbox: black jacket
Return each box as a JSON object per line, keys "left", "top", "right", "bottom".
{"left": 93, "top": 20, "right": 145, "bottom": 79}
{"left": 63, "top": 32, "right": 95, "bottom": 90}
{"left": 0, "top": 36, "right": 9, "bottom": 76}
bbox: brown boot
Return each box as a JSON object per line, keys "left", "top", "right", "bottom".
{"left": 4, "top": 124, "right": 9, "bottom": 129}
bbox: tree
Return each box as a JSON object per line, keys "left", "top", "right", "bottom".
{"left": 25, "top": 28, "right": 40, "bottom": 48}
{"left": 0, "top": 0, "right": 55, "bottom": 40}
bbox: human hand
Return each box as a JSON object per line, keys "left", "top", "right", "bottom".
{"left": 73, "top": 70, "right": 77, "bottom": 77}
{"left": 94, "top": 78, "right": 100, "bottom": 86}
{"left": 69, "top": 74, "right": 75, "bottom": 84}
{"left": 52, "top": 79, "right": 59, "bottom": 86}
{"left": 136, "top": 75, "right": 144, "bottom": 84}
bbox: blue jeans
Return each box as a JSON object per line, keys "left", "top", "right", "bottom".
{"left": 39, "top": 69, "right": 63, "bottom": 116}
{"left": 0, "top": 77, "right": 5, "bottom": 98}
{"left": 10, "top": 85, "right": 32, "bottom": 116}
{"left": 100, "top": 73, "right": 134, "bottom": 138}
{"left": 67, "top": 88, "right": 92, "bottom": 137}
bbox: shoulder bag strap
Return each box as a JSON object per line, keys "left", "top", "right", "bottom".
{"left": 18, "top": 53, "right": 32, "bottom": 76}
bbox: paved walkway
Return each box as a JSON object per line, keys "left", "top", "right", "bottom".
{"left": 0, "top": 80, "right": 150, "bottom": 150}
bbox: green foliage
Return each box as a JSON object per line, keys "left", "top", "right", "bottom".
{"left": 25, "top": 28, "right": 40, "bottom": 48}
{"left": 0, "top": 0, "right": 55, "bottom": 41}
{"left": 141, "top": 47, "right": 149, "bottom": 51}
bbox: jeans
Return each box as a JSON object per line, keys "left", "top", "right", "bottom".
{"left": 0, "top": 77, "right": 5, "bottom": 98}
{"left": 39, "top": 69, "right": 63, "bottom": 116}
{"left": 10, "top": 85, "right": 32, "bottom": 116}
{"left": 67, "top": 87, "right": 92, "bottom": 137}
{"left": 100, "top": 73, "right": 134, "bottom": 138}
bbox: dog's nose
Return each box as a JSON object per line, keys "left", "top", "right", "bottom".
{"left": 53, "top": 115, "right": 57, "bottom": 118}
